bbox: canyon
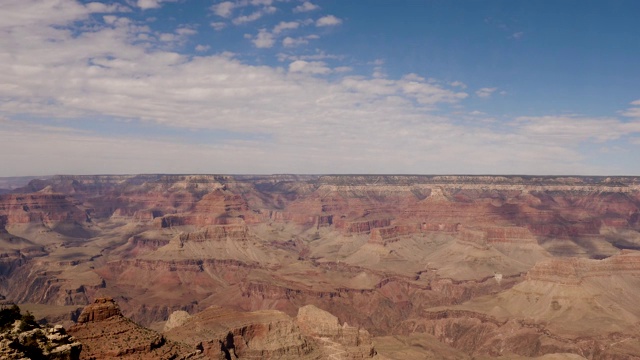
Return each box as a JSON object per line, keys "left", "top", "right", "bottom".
{"left": 0, "top": 174, "right": 639, "bottom": 359}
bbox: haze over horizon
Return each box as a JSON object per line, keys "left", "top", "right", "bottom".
{"left": 2, "top": 0, "right": 640, "bottom": 176}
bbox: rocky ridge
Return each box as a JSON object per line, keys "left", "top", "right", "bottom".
{"left": 0, "top": 174, "right": 639, "bottom": 358}
{"left": 163, "top": 303, "right": 377, "bottom": 360}
{"left": 164, "top": 306, "right": 321, "bottom": 359}
{"left": 296, "top": 304, "right": 376, "bottom": 359}
{"left": 0, "top": 303, "right": 81, "bottom": 360}
{"left": 397, "top": 251, "right": 640, "bottom": 358}
{"left": 68, "top": 297, "right": 202, "bottom": 359}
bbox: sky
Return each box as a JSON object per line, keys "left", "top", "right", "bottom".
{"left": 1, "top": 0, "right": 640, "bottom": 176}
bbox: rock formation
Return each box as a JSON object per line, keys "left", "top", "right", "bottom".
{"left": 75, "top": 297, "right": 121, "bottom": 323}
{"left": 397, "top": 251, "right": 640, "bottom": 358}
{"left": 163, "top": 310, "right": 191, "bottom": 332}
{"left": 162, "top": 304, "right": 377, "bottom": 360}
{"left": 0, "top": 174, "right": 639, "bottom": 359}
{"left": 0, "top": 304, "right": 81, "bottom": 359}
{"left": 296, "top": 305, "right": 376, "bottom": 359}
{"left": 164, "top": 306, "right": 321, "bottom": 359}
{"left": 68, "top": 297, "right": 202, "bottom": 359}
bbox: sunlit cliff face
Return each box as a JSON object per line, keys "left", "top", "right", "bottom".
{"left": 1, "top": 174, "right": 639, "bottom": 358}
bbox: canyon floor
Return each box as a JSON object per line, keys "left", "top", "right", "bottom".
{"left": 1, "top": 174, "right": 640, "bottom": 359}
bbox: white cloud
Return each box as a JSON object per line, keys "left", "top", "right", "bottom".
{"left": 231, "top": 5, "right": 276, "bottom": 24}
{"left": 211, "top": 22, "right": 227, "bottom": 31}
{"left": 515, "top": 116, "right": 640, "bottom": 143}
{"left": 155, "top": 27, "right": 197, "bottom": 45}
{"left": 86, "top": 2, "right": 129, "bottom": 13}
{"left": 621, "top": 107, "right": 640, "bottom": 118}
{"left": 211, "top": 1, "right": 236, "bottom": 18}
{"left": 476, "top": 87, "right": 497, "bottom": 98}
{"left": 176, "top": 27, "right": 197, "bottom": 36}
{"left": 316, "top": 15, "right": 342, "bottom": 27}
{"left": 403, "top": 73, "right": 425, "bottom": 82}
{"left": 213, "top": 0, "right": 276, "bottom": 24}
{"left": 273, "top": 21, "right": 299, "bottom": 34}
{"left": 159, "top": 33, "right": 176, "bottom": 42}
{"left": 277, "top": 51, "right": 341, "bottom": 62}
{"left": 510, "top": 31, "right": 524, "bottom": 39}
{"left": 233, "top": 11, "right": 264, "bottom": 24}
{"left": 195, "top": 44, "right": 210, "bottom": 52}
{"left": 137, "top": 0, "right": 161, "bottom": 9}
{"left": 293, "top": 1, "right": 319, "bottom": 13}
{"left": 103, "top": 15, "right": 118, "bottom": 25}
{"left": 337, "top": 76, "right": 467, "bottom": 107}
{"left": 282, "top": 33, "right": 317, "bottom": 47}
{"left": 288, "top": 60, "right": 331, "bottom": 74}
{"left": 282, "top": 36, "right": 307, "bottom": 47}
{"left": 252, "top": 29, "right": 275, "bottom": 48}
{"left": 1, "top": 0, "right": 637, "bottom": 176}
{"left": 0, "top": 0, "right": 125, "bottom": 27}
{"left": 450, "top": 81, "right": 467, "bottom": 89}
{"left": 250, "top": 21, "right": 302, "bottom": 48}
{"left": 136, "top": 0, "right": 178, "bottom": 10}
{"left": 0, "top": 124, "right": 279, "bottom": 176}
{"left": 620, "top": 100, "right": 640, "bottom": 118}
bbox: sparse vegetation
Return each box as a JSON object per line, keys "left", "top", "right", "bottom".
{"left": 0, "top": 304, "right": 39, "bottom": 331}
{"left": 0, "top": 304, "right": 21, "bottom": 330}
{"left": 0, "top": 304, "right": 80, "bottom": 359}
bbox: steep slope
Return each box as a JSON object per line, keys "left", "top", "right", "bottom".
{"left": 399, "top": 251, "right": 640, "bottom": 358}
{"left": 68, "top": 297, "right": 202, "bottom": 359}
{"left": 0, "top": 174, "right": 639, "bottom": 358}
{"left": 164, "top": 306, "right": 321, "bottom": 359}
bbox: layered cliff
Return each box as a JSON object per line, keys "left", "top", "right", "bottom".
{"left": 0, "top": 174, "right": 639, "bottom": 359}
{"left": 398, "top": 251, "right": 640, "bottom": 358}
{"left": 296, "top": 304, "right": 376, "bottom": 359}
{"left": 164, "top": 306, "right": 321, "bottom": 359}
{"left": 0, "top": 194, "right": 88, "bottom": 227}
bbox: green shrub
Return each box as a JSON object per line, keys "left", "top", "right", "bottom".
{"left": 0, "top": 304, "right": 21, "bottom": 329}
{"left": 21, "top": 311, "right": 38, "bottom": 328}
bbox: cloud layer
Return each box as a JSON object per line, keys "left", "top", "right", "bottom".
{"left": 1, "top": 0, "right": 639, "bottom": 176}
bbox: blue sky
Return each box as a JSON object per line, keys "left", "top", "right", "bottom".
{"left": 1, "top": 0, "right": 640, "bottom": 176}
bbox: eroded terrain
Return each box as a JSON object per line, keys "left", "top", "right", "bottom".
{"left": 1, "top": 174, "right": 640, "bottom": 359}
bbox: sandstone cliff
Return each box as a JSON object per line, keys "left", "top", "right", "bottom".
{"left": 296, "top": 304, "right": 376, "bottom": 359}
{"left": 398, "top": 251, "right": 640, "bottom": 358}
{"left": 0, "top": 174, "right": 639, "bottom": 359}
{"left": 164, "top": 306, "right": 321, "bottom": 359}
{"left": 68, "top": 297, "right": 202, "bottom": 359}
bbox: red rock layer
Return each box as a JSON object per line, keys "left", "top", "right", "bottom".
{"left": 400, "top": 309, "right": 640, "bottom": 359}
{"left": 69, "top": 297, "right": 203, "bottom": 360}
{"left": 0, "top": 194, "right": 88, "bottom": 225}
{"left": 164, "top": 306, "right": 321, "bottom": 360}
{"left": 76, "top": 297, "right": 122, "bottom": 323}
{"left": 527, "top": 250, "right": 640, "bottom": 285}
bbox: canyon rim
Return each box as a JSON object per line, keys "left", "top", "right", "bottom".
{"left": 0, "top": 174, "right": 639, "bottom": 359}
